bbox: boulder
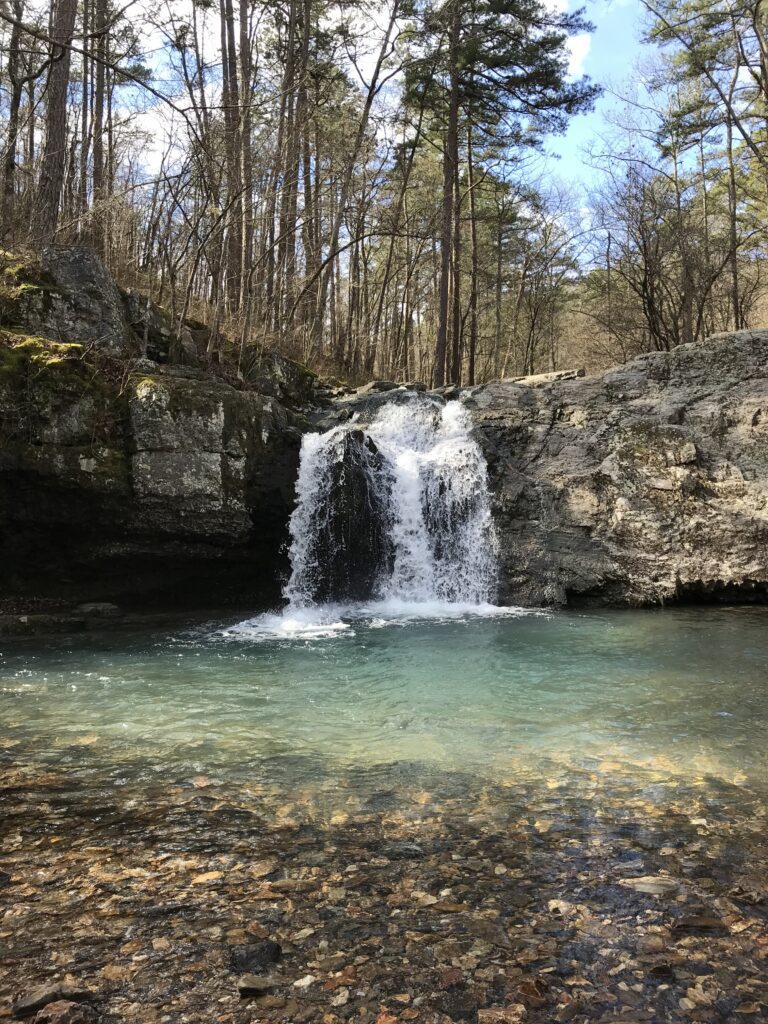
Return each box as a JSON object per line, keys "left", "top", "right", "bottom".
{"left": 121, "top": 290, "right": 205, "bottom": 364}
{"left": 12, "top": 248, "right": 136, "bottom": 352}
{"left": 240, "top": 349, "right": 316, "bottom": 406}
{"left": 502, "top": 367, "right": 585, "bottom": 386}
{"left": 355, "top": 380, "right": 398, "bottom": 394}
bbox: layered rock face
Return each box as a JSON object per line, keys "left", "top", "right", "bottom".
{"left": 0, "top": 353, "right": 304, "bottom": 606}
{"left": 465, "top": 331, "right": 768, "bottom": 606}
{"left": 0, "top": 249, "right": 311, "bottom": 609}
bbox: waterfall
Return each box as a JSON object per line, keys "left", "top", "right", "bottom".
{"left": 284, "top": 392, "right": 499, "bottom": 609}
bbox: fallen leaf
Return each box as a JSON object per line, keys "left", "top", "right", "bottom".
{"left": 191, "top": 871, "right": 223, "bottom": 884}
{"left": 618, "top": 876, "right": 679, "bottom": 896}
{"left": 478, "top": 1007, "right": 527, "bottom": 1023}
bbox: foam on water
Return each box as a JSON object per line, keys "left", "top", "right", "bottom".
{"left": 223, "top": 599, "right": 531, "bottom": 642}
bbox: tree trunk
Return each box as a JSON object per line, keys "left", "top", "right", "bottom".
{"left": 220, "top": 0, "right": 243, "bottom": 312}
{"left": 31, "top": 0, "right": 78, "bottom": 244}
{"left": 466, "top": 132, "right": 479, "bottom": 386}
{"left": 309, "top": 0, "right": 401, "bottom": 351}
{"left": 449, "top": 141, "right": 462, "bottom": 383}
{"left": 77, "top": 0, "right": 89, "bottom": 235}
{"left": 239, "top": 0, "right": 254, "bottom": 311}
{"left": 726, "top": 116, "right": 741, "bottom": 329}
{"left": 92, "top": 0, "right": 107, "bottom": 252}
{"left": 1, "top": 0, "right": 24, "bottom": 243}
{"left": 435, "top": 0, "right": 460, "bottom": 387}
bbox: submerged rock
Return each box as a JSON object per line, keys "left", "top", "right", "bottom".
{"left": 73, "top": 603, "right": 121, "bottom": 618}
{"left": 230, "top": 939, "right": 282, "bottom": 973}
{"left": 2, "top": 756, "right": 767, "bottom": 1024}
{"left": 382, "top": 841, "right": 424, "bottom": 860}
{"left": 12, "top": 985, "right": 94, "bottom": 1019}
{"left": 31, "top": 1002, "right": 97, "bottom": 1024}
{"left": 236, "top": 975, "right": 281, "bottom": 996}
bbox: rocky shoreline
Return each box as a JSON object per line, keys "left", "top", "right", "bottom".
{"left": 2, "top": 756, "right": 767, "bottom": 1024}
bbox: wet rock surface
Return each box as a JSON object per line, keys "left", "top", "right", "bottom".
{"left": 2, "top": 760, "right": 766, "bottom": 1024}
{"left": 301, "top": 429, "right": 395, "bottom": 604}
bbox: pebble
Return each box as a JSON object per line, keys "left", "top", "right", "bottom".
{"left": 619, "top": 875, "right": 679, "bottom": 896}
{"left": 230, "top": 940, "right": 282, "bottom": 973}
{"left": 330, "top": 988, "right": 349, "bottom": 1007}
{"left": 236, "top": 975, "right": 279, "bottom": 995}
{"left": 478, "top": 1007, "right": 527, "bottom": 1023}
{"left": 381, "top": 842, "right": 423, "bottom": 859}
{"left": 293, "top": 975, "right": 317, "bottom": 989}
{"left": 3, "top": 760, "right": 767, "bottom": 1024}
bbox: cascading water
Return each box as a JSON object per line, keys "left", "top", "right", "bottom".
{"left": 284, "top": 392, "right": 499, "bottom": 610}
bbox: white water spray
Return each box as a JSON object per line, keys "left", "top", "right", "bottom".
{"left": 284, "top": 393, "right": 499, "bottom": 609}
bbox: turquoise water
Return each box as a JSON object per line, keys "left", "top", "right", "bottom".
{"left": 2, "top": 606, "right": 767, "bottom": 800}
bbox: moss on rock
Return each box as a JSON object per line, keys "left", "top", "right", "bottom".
{"left": 0, "top": 252, "right": 62, "bottom": 328}
{"left": 0, "top": 331, "right": 126, "bottom": 449}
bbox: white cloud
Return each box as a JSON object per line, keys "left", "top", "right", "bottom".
{"left": 567, "top": 33, "right": 592, "bottom": 77}
{"left": 546, "top": 1, "right": 593, "bottom": 77}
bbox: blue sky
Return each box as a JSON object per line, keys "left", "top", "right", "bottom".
{"left": 548, "top": 0, "right": 647, "bottom": 184}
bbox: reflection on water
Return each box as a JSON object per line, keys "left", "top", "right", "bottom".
{"left": 2, "top": 606, "right": 767, "bottom": 805}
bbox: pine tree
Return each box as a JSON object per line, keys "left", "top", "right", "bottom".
{"left": 406, "top": 0, "right": 599, "bottom": 384}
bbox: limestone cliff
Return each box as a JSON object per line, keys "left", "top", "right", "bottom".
{"left": 0, "top": 250, "right": 311, "bottom": 609}
{"left": 465, "top": 331, "right": 768, "bottom": 606}
{"left": 2, "top": 247, "right": 767, "bottom": 613}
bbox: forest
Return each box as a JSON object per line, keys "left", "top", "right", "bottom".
{"left": 1, "top": 0, "right": 767, "bottom": 386}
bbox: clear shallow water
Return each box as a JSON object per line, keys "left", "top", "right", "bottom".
{"left": 2, "top": 605, "right": 768, "bottom": 800}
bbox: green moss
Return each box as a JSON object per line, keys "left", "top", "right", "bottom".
{"left": 132, "top": 374, "right": 165, "bottom": 390}
{"left": 0, "top": 251, "right": 62, "bottom": 327}
{"left": 15, "top": 337, "right": 83, "bottom": 361}
{"left": 0, "top": 249, "right": 53, "bottom": 285}
{"left": 0, "top": 341, "right": 29, "bottom": 384}
{"left": 0, "top": 333, "right": 84, "bottom": 380}
{"left": 291, "top": 360, "right": 318, "bottom": 380}
{"left": 0, "top": 332, "right": 123, "bottom": 448}
{"left": 14, "top": 281, "right": 58, "bottom": 295}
